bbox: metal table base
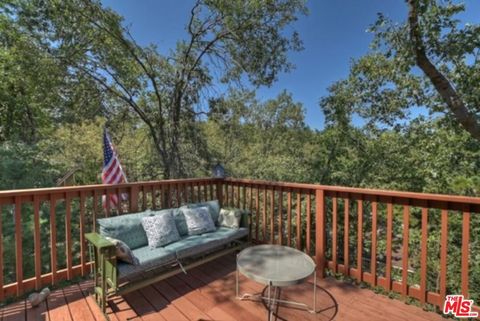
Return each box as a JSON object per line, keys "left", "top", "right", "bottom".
{"left": 236, "top": 263, "right": 318, "bottom": 321}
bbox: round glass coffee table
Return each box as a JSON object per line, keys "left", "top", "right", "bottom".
{"left": 236, "top": 244, "right": 317, "bottom": 320}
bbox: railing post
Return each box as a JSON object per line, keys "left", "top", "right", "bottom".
{"left": 130, "top": 185, "right": 139, "bottom": 212}
{"left": 216, "top": 179, "right": 224, "bottom": 207}
{"left": 315, "top": 188, "right": 326, "bottom": 278}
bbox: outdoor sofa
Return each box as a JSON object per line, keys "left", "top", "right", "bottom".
{"left": 85, "top": 200, "right": 250, "bottom": 313}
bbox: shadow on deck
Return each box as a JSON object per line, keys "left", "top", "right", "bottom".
{"left": 1, "top": 253, "right": 444, "bottom": 321}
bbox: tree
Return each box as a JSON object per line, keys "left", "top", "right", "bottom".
{"left": 9, "top": 0, "right": 307, "bottom": 178}
{"left": 204, "top": 89, "right": 311, "bottom": 181}
{"left": 320, "top": 0, "right": 479, "bottom": 139}
{"left": 0, "top": 2, "right": 105, "bottom": 144}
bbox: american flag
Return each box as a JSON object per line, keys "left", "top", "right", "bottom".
{"left": 102, "top": 128, "right": 127, "bottom": 209}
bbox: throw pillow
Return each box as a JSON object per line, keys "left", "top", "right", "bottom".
{"left": 105, "top": 237, "right": 140, "bottom": 265}
{"left": 182, "top": 206, "right": 216, "bottom": 235}
{"left": 218, "top": 208, "right": 242, "bottom": 229}
{"left": 184, "top": 200, "right": 220, "bottom": 225}
{"left": 141, "top": 212, "right": 181, "bottom": 249}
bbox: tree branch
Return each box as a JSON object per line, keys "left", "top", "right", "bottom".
{"left": 407, "top": 0, "right": 480, "bottom": 140}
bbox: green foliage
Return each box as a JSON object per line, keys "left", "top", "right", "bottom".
{"left": 321, "top": 0, "right": 479, "bottom": 132}
{"left": 204, "top": 89, "right": 311, "bottom": 181}
{"left": 3, "top": 0, "right": 307, "bottom": 178}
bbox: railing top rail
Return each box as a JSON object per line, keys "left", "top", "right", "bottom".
{"left": 225, "top": 178, "right": 480, "bottom": 205}
{"left": 0, "top": 177, "right": 220, "bottom": 198}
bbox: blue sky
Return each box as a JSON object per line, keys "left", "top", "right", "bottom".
{"left": 101, "top": 0, "right": 479, "bottom": 129}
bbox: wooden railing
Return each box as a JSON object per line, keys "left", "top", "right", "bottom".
{"left": 0, "top": 178, "right": 221, "bottom": 299}
{"left": 0, "top": 177, "right": 478, "bottom": 313}
{"left": 223, "top": 178, "right": 480, "bottom": 312}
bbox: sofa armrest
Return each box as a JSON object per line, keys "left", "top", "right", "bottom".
{"left": 85, "top": 232, "right": 115, "bottom": 250}
{"left": 85, "top": 232, "right": 117, "bottom": 310}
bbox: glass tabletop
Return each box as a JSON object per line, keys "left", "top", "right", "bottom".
{"left": 237, "top": 244, "right": 316, "bottom": 287}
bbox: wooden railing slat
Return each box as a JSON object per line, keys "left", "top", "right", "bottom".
{"left": 263, "top": 186, "right": 267, "bottom": 242}
{"left": 287, "top": 191, "right": 292, "bottom": 247}
{"left": 332, "top": 195, "right": 338, "bottom": 273}
{"left": 296, "top": 192, "right": 302, "bottom": 250}
{"left": 461, "top": 208, "right": 470, "bottom": 298}
{"left": 130, "top": 185, "right": 139, "bottom": 212}
{"left": 386, "top": 201, "right": 393, "bottom": 291}
{"left": 356, "top": 199, "right": 363, "bottom": 282}
{"left": 420, "top": 206, "right": 428, "bottom": 304}
{"left": 402, "top": 204, "right": 410, "bottom": 296}
{"left": 176, "top": 183, "right": 181, "bottom": 207}
{"left": 278, "top": 189, "right": 283, "bottom": 245}
{"left": 371, "top": 200, "right": 377, "bottom": 286}
{"left": 50, "top": 195, "right": 57, "bottom": 285}
{"left": 105, "top": 189, "right": 111, "bottom": 217}
{"left": 243, "top": 185, "right": 247, "bottom": 210}
{"left": 152, "top": 186, "right": 157, "bottom": 210}
{"left": 93, "top": 190, "right": 98, "bottom": 231}
{"left": 65, "top": 194, "right": 73, "bottom": 280}
{"left": 116, "top": 188, "right": 122, "bottom": 214}
{"left": 316, "top": 189, "right": 326, "bottom": 278}
{"left": 204, "top": 182, "right": 208, "bottom": 202}
{"left": 33, "top": 195, "right": 41, "bottom": 290}
{"left": 344, "top": 197, "right": 349, "bottom": 276}
{"left": 209, "top": 183, "right": 214, "bottom": 202}
{"left": 440, "top": 208, "right": 448, "bottom": 302}
{"left": 270, "top": 188, "right": 274, "bottom": 244}
{"left": 79, "top": 191, "right": 87, "bottom": 277}
{"left": 15, "top": 197, "right": 23, "bottom": 295}
{"left": 197, "top": 182, "right": 201, "bottom": 203}
{"left": 306, "top": 193, "right": 312, "bottom": 256}
{"left": 255, "top": 187, "right": 260, "bottom": 241}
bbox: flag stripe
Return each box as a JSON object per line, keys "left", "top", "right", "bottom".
{"left": 102, "top": 129, "right": 127, "bottom": 209}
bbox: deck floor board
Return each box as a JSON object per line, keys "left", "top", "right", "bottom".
{"left": 3, "top": 253, "right": 445, "bottom": 321}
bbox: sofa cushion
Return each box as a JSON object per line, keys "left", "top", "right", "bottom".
{"left": 98, "top": 210, "right": 155, "bottom": 249}
{"left": 141, "top": 211, "right": 180, "bottom": 248}
{"left": 163, "top": 234, "right": 220, "bottom": 259}
{"left": 218, "top": 208, "right": 242, "bottom": 229}
{"left": 172, "top": 208, "right": 189, "bottom": 236}
{"left": 117, "top": 246, "right": 175, "bottom": 277}
{"left": 203, "top": 227, "right": 249, "bottom": 243}
{"left": 182, "top": 207, "right": 216, "bottom": 235}
{"left": 183, "top": 200, "right": 220, "bottom": 224}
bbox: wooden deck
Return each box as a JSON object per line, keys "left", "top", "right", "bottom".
{"left": 1, "top": 253, "right": 445, "bottom": 321}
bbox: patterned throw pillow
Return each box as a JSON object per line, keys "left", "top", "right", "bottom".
{"left": 182, "top": 206, "right": 216, "bottom": 235}
{"left": 105, "top": 237, "right": 140, "bottom": 265}
{"left": 218, "top": 208, "right": 242, "bottom": 229}
{"left": 141, "top": 212, "right": 181, "bottom": 249}
{"left": 184, "top": 200, "right": 221, "bottom": 225}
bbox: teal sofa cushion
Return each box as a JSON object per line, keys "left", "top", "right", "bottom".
{"left": 203, "top": 227, "right": 248, "bottom": 243}
{"left": 172, "top": 208, "right": 189, "bottom": 236}
{"left": 117, "top": 246, "right": 175, "bottom": 277}
{"left": 98, "top": 210, "right": 158, "bottom": 250}
{"left": 164, "top": 234, "right": 221, "bottom": 259}
{"left": 183, "top": 200, "right": 220, "bottom": 224}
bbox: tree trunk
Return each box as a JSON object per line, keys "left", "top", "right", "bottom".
{"left": 406, "top": 0, "right": 480, "bottom": 141}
